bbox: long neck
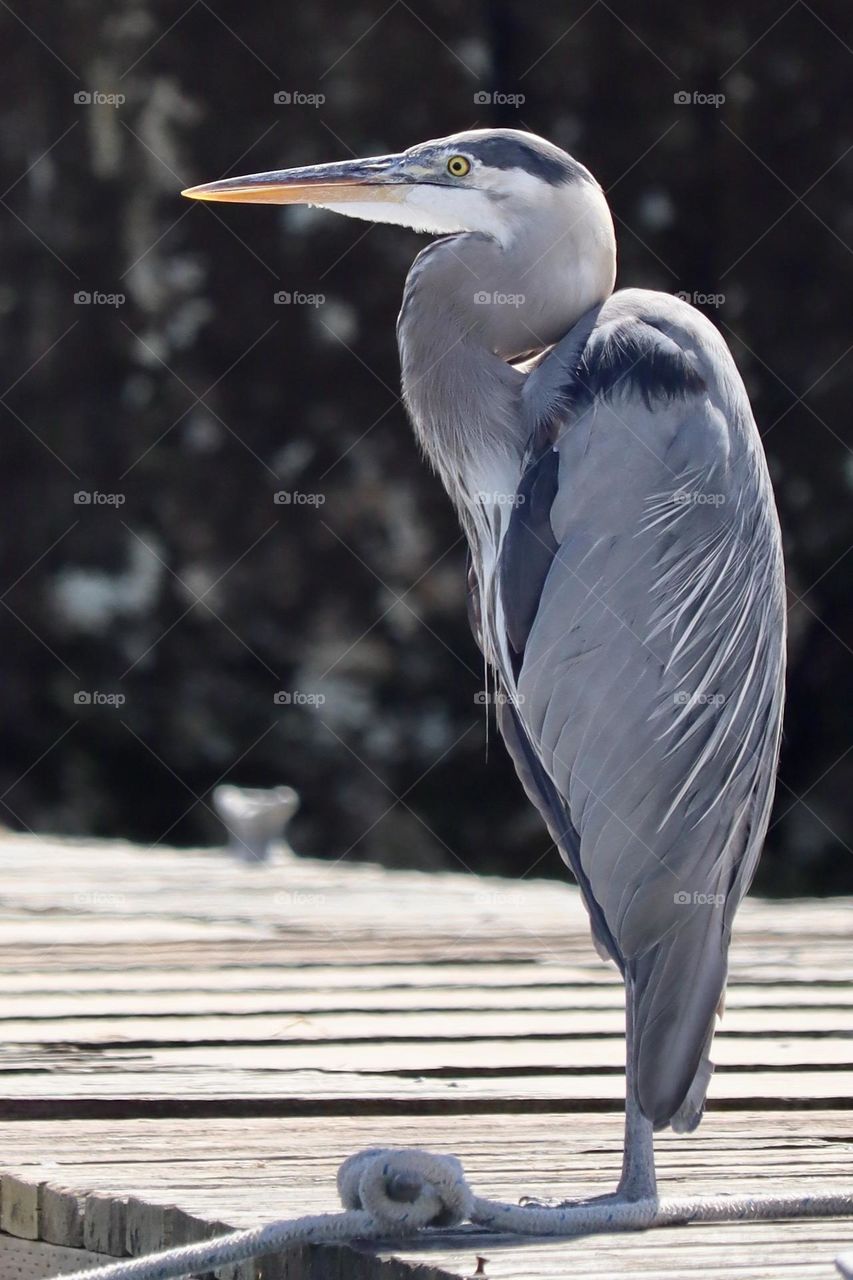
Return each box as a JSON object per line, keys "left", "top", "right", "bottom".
{"left": 396, "top": 191, "right": 615, "bottom": 679}
{"left": 398, "top": 247, "right": 528, "bottom": 683}
{"left": 397, "top": 215, "right": 614, "bottom": 521}
{"left": 398, "top": 238, "right": 523, "bottom": 521}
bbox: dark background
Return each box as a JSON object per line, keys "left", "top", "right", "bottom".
{"left": 1, "top": 0, "right": 850, "bottom": 893}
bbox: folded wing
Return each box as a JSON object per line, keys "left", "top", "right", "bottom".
{"left": 497, "top": 292, "right": 786, "bottom": 1128}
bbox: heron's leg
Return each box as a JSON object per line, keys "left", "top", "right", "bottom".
{"left": 617, "top": 985, "right": 656, "bottom": 1201}
{"left": 520, "top": 980, "right": 657, "bottom": 1210}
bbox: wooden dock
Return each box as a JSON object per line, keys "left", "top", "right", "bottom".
{"left": 0, "top": 831, "right": 851, "bottom": 1279}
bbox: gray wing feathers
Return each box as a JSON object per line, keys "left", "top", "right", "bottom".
{"left": 497, "top": 698, "right": 620, "bottom": 967}
{"left": 507, "top": 293, "right": 785, "bottom": 1128}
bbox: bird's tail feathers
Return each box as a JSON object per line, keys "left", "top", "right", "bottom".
{"left": 631, "top": 919, "right": 726, "bottom": 1131}
{"left": 670, "top": 1033, "right": 715, "bottom": 1132}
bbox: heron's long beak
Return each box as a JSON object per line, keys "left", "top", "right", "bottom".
{"left": 181, "top": 155, "right": 412, "bottom": 205}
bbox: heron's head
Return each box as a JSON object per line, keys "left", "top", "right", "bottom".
{"left": 182, "top": 128, "right": 615, "bottom": 256}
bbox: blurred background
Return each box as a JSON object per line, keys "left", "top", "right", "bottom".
{"left": 1, "top": 0, "right": 850, "bottom": 893}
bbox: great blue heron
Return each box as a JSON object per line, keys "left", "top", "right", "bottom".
{"left": 183, "top": 129, "right": 786, "bottom": 1212}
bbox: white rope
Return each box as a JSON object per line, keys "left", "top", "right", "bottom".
{"left": 57, "top": 1147, "right": 853, "bottom": 1280}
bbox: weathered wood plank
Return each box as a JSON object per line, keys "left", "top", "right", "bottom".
{"left": 3, "top": 1006, "right": 852, "bottom": 1046}
{"left": 5, "top": 1033, "right": 851, "bottom": 1073}
{"left": 5, "top": 965, "right": 853, "bottom": 996}
{"left": 1, "top": 1113, "right": 851, "bottom": 1212}
{"left": 82, "top": 1192, "right": 128, "bottom": 1258}
{"left": 8, "top": 982, "right": 853, "bottom": 1020}
{"left": 1, "top": 1174, "right": 41, "bottom": 1240}
{"left": 1, "top": 1071, "right": 850, "bottom": 1118}
{"left": 38, "top": 1185, "right": 86, "bottom": 1248}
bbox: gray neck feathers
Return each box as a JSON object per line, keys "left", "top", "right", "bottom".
{"left": 394, "top": 180, "right": 616, "bottom": 677}
{"left": 397, "top": 219, "right": 612, "bottom": 518}
{"left": 400, "top": 257, "right": 515, "bottom": 475}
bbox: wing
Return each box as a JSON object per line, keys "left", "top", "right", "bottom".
{"left": 499, "top": 291, "right": 786, "bottom": 1128}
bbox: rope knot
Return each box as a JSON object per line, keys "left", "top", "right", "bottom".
{"left": 337, "top": 1148, "right": 474, "bottom": 1232}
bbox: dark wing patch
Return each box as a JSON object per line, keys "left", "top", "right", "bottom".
{"left": 499, "top": 446, "right": 560, "bottom": 665}
{"left": 571, "top": 317, "right": 706, "bottom": 412}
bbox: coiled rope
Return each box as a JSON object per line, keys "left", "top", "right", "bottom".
{"left": 58, "top": 1147, "right": 853, "bottom": 1280}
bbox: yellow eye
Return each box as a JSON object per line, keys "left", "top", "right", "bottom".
{"left": 447, "top": 155, "right": 471, "bottom": 177}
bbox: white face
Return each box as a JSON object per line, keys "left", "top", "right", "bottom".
{"left": 317, "top": 175, "right": 505, "bottom": 243}
{"left": 316, "top": 189, "right": 499, "bottom": 237}
{"left": 314, "top": 151, "right": 556, "bottom": 246}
